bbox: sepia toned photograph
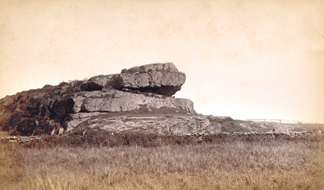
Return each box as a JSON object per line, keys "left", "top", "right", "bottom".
{"left": 1, "top": 0, "right": 323, "bottom": 189}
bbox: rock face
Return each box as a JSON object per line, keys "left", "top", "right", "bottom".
{"left": 0, "top": 62, "right": 229, "bottom": 137}
{"left": 74, "top": 90, "right": 194, "bottom": 113}
{"left": 66, "top": 112, "right": 215, "bottom": 136}
{"left": 113, "top": 62, "right": 186, "bottom": 96}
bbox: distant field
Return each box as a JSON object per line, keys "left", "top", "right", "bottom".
{"left": 292, "top": 123, "right": 324, "bottom": 132}
{"left": 219, "top": 120, "right": 324, "bottom": 134}
{"left": 1, "top": 131, "right": 323, "bottom": 190}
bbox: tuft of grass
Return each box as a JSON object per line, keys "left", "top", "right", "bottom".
{"left": 1, "top": 135, "right": 323, "bottom": 190}
{"left": 0, "top": 132, "right": 25, "bottom": 189}
{"left": 20, "top": 132, "right": 323, "bottom": 148}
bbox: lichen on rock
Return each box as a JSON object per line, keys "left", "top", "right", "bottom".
{"left": 113, "top": 62, "right": 186, "bottom": 96}
{"left": 1, "top": 62, "right": 217, "bottom": 137}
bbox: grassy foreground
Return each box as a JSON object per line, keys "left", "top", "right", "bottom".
{"left": 1, "top": 132, "right": 324, "bottom": 190}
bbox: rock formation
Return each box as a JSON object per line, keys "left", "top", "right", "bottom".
{"left": 113, "top": 62, "right": 186, "bottom": 96}
{"left": 1, "top": 62, "right": 315, "bottom": 143}
{"left": 0, "top": 62, "right": 228, "bottom": 137}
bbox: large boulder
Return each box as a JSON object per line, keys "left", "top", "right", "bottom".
{"left": 72, "top": 89, "right": 195, "bottom": 113}
{"left": 0, "top": 63, "right": 198, "bottom": 136}
{"left": 66, "top": 113, "right": 212, "bottom": 136}
{"left": 112, "top": 62, "right": 186, "bottom": 96}
{"left": 0, "top": 62, "right": 239, "bottom": 138}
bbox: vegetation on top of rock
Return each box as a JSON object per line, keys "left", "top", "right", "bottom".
{"left": 0, "top": 63, "right": 196, "bottom": 136}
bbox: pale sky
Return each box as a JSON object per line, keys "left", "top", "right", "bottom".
{"left": 1, "top": 0, "right": 323, "bottom": 123}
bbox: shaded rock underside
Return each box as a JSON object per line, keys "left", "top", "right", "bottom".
{"left": 0, "top": 63, "right": 195, "bottom": 136}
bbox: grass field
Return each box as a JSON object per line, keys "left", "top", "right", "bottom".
{"left": 1, "top": 131, "right": 324, "bottom": 190}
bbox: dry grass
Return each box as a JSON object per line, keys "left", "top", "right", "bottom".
{"left": 1, "top": 133, "right": 324, "bottom": 190}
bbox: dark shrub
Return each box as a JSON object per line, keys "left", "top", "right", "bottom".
{"left": 80, "top": 82, "right": 103, "bottom": 91}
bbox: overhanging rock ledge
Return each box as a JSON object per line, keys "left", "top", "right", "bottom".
{"left": 1, "top": 62, "right": 229, "bottom": 136}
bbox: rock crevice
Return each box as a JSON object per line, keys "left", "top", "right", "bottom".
{"left": 0, "top": 62, "right": 215, "bottom": 136}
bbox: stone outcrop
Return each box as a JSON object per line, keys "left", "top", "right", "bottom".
{"left": 1, "top": 62, "right": 231, "bottom": 137}
{"left": 66, "top": 113, "right": 215, "bottom": 136}
{"left": 7, "top": 62, "right": 315, "bottom": 140}
{"left": 112, "top": 62, "right": 186, "bottom": 96}
{"left": 72, "top": 89, "right": 194, "bottom": 113}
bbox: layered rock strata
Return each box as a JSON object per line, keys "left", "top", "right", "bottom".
{"left": 72, "top": 89, "right": 194, "bottom": 113}
{"left": 1, "top": 62, "right": 225, "bottom": 136}
{"left": 66, "top": 113, "right": 217, "bottom": 136}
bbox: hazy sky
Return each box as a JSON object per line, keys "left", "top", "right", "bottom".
{"left": 1, "top": 0, "right": 323, "bottom": 123}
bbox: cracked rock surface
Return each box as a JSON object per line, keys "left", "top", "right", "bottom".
{"left": 66, "top": 113, "right": 216, "bottom": 136}
{"left": 112, "top": 62, "right": 186, "bottom": 96}
{"left": 1, "top": 62, "right": 227, "bottom": 136}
